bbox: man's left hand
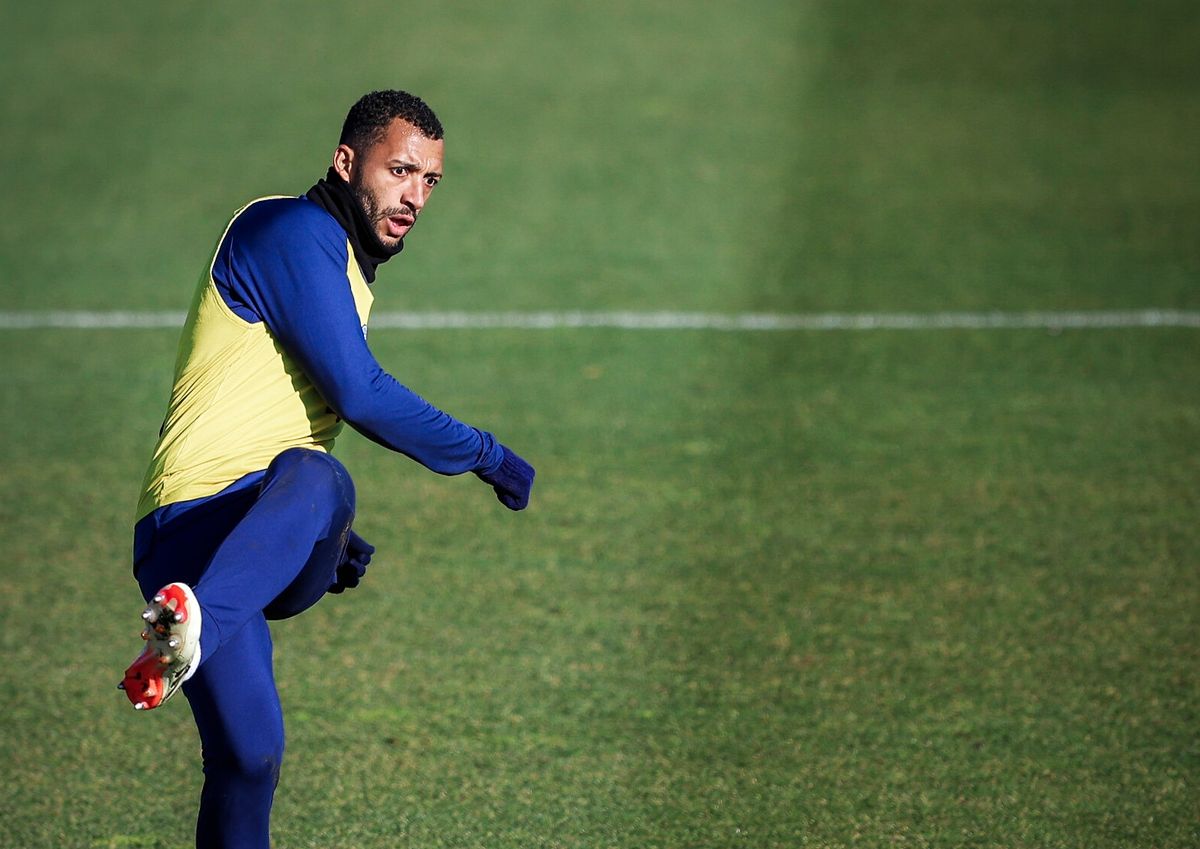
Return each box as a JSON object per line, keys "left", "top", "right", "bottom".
{"left": 477, "top": 444, "right": 535, "bottom": 511}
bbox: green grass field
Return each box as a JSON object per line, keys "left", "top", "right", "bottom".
{"left": 1, "top": 2, "right": 1198, "bottom": 847}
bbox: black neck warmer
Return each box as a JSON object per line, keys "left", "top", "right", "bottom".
{"left": 305, "top": 168, "right": 402, "bottom": 284}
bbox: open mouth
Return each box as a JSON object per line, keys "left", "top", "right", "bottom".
{"left": 384, "top": 215, "right": 414, "bottom": 237}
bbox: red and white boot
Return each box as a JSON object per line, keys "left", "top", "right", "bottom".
{"left": 120, "top": 582, "right": 203, "bottom": 710}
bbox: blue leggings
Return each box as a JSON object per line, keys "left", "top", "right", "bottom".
{"left": 134, "top": 448, "right": 356, "bottom": 849}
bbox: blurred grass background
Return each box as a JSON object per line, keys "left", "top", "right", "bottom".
{"left": 1, "top": 1, "right": 1198, "bottom": 847}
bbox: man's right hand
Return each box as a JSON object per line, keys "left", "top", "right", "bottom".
{"left": 328, "top": 530, "right": 374, "bottom": 593}
{"left": 476, "top": 444, "right": 535, "bottom": 511}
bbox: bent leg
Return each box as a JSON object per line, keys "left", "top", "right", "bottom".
{"left": 128, "top": 449, "right": 356, "bottom": 846}
{"left": 183, "top": 614, "right": 283, "bottom": 849}
{"left": 193, "top": 448, "right": 356, "bottom": 655}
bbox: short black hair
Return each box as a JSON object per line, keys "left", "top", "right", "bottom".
{"left": 339, "top": 90, "right": 444, "bottom": 152}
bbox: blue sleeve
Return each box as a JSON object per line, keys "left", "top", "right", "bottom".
{"left": 212, "top": 198, "right": 505, "bottom": 476}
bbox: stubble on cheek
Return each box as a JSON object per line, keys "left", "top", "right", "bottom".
{"left": 350, "top": 174, "right": 411, "bottom": 248}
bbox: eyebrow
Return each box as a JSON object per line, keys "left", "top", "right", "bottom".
{"left": 388, "top": 158, "right": 442, "bottom": 178}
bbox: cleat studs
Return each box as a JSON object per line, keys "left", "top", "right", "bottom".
{"left": 168, "top": 637, "right": 180, "bottom": 649}
{"left": 141, "top": 630, "right": 151, "bottom": 640}
{"left": 135, "top": 702, "right": 148, "bottom": 710}
{"left": 141, "top": 608, "right": 154, "bottom": 621}
{"left": 117, "top": 682, "right": 126, "bottom": 690}
{"left": 153, "top": 593, "right": 165, "bottom": 604}
{"left": 173, "top": 612, "right": 184, "bottom": 623}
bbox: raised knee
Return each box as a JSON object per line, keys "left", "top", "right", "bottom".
{"left": 269, "top": 449, "right": 354, "bottom": 503}
{"left": 272, "top": 447, "right": 342, "bottom": 478}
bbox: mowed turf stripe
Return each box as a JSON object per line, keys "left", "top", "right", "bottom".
{"left": 0, "top": 309, "right": 1198, "bottom": 330}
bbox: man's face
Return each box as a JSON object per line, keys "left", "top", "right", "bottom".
{"left": 335, "top": 118, "right": 444, "bottom": 249}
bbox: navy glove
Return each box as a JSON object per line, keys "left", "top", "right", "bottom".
{"left": 328, "top": 530, "right": 375, "bottom": 593}
{"left": 477, "top": 444, "right": 535, "bottom": 511}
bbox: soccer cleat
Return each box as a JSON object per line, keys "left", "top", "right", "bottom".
{"left": 120, "top": 582, "right": 203, "bottom": 710}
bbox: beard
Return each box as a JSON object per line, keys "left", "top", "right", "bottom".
{"left": 349, "top": 173, "right": 410, "bottom": 250}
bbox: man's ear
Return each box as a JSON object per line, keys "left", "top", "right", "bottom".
{"left": 332, "top": 144, "right": 355, "bottom": 183}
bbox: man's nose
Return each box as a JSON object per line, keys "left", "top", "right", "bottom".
{"left": 402, "top": 178, "right": 429, "bottom": 212}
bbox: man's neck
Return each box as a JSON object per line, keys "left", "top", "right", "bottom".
{"left": 304, "top": 169, "right": 402, "bottom": 284}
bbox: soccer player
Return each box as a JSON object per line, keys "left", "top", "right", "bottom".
{"left": 120, "top": 90, "right": 534, "bottom": 848}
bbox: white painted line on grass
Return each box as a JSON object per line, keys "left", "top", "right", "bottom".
{"left": 0, "top": 309, "right": 1197, "bottom": 331}
{"left": 0, "top": 310, "right": 189, "bottom": 329}
{"left": 367, "top": 309, "right": 1200, "bottom": 330}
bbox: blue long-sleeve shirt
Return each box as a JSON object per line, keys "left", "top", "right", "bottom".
{"left": 136, "top": 195, "right": 505, "bottom": 523}
{"left": 212, "top": 196, "right": 504, "bottom": 476}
